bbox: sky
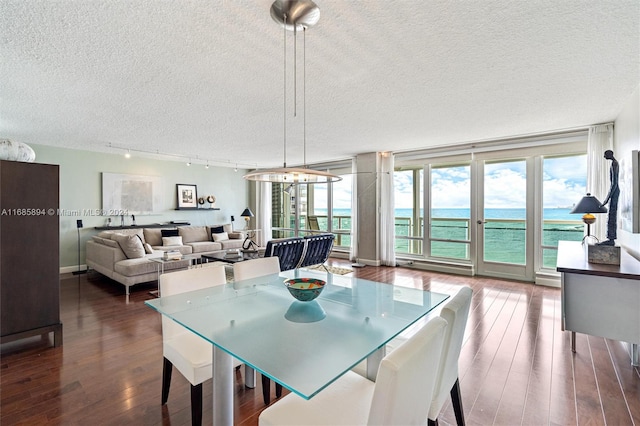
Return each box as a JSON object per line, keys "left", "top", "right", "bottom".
{"left": 396, "top": 155, "right": 587, "bottom": 210}
{"left": 303, "top": 154, "right": 587, "bottom": 211}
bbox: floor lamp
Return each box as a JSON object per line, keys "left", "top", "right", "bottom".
{"left": 73, "top": 219, "right": 87, "bottom": 275}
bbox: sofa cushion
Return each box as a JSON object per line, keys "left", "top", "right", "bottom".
{"left": 188, "top": 241, "right": 222, "bottom": 253}
{"left": 212, "top": 232, "right": 228, "bottom": 242}
{"left": 162, "top": 236, "right": 183, "bottom": 246}
{"left": 114, "top": 255, "right": 188, "bottom": 276}
{"left": 219, "top": 239, "right": 244, "bottom": 250}
{"left": 179, "top": 226, "right": 209, "bottom": 243}
{"left": 98, "top": 228, "right": 145, "bottom": 242}
{"left": 151, "top": 245, "right": 193, "bottom": 255}
{"left": 210, "top": 225, "right": 225, "bottom": 234}
{"left": 92, "top": 236, "right": 121, "bottom": 249}
{"left": 112, "top": 233, "right": 146, "bottom": 259}
{"left": 161, "top": 229, "right": 179, "bottom": 237}
{"left": 143, "top": 228, "right": 163, "bottom": 246}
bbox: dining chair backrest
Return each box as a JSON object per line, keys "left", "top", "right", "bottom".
{"left": 159, "top": 264, "right": 227, "bottom": 338}
{"left": 233, "top": 256, "right": 281, "bottom": 282}
{"left": 428, "top": 285, "right": 473, "bottom": 421}
{"left": 368, "top": 316, "right": 447, "bottom": 425}
{"left": 263, "top": 237, "right": 306, "bottom": 271}
{"left": 298, "top": 233, "right": 335, "bottom": 269}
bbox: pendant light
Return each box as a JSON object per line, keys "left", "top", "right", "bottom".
{"left": 244, "top": 0, "right": 341, "bottom": 184}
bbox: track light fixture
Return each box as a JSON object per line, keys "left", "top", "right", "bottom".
{"left": 106, "top": 143, "right": 256, "bottom": 170}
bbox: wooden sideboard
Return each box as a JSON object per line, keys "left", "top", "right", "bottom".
{"left": 557, "top": 240, "right": 639, "bottom": 366}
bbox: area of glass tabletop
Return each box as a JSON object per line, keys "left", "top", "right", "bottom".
{"left": 146, "top": 269, "right": 449, "bottom": 399}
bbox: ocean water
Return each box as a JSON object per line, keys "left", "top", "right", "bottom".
{"left": 305, "top": 208, "right": 582, "bottom": 267}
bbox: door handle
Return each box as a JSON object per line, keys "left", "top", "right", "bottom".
{"left": 477, "top": 220, "right": 485, "bottom": 225}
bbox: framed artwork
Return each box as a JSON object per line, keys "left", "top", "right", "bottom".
{"left": 619, "top": 150, "right": 640, "bottom": 233}
{"left": 102, "top": 173, "right": 162, "bottom": 215}
{"left": 176, "top": 184, "right": 198, "bottom": 209}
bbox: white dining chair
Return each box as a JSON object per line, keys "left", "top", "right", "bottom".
{"left": 428, "top": 286, "right": 472, "bottom": 426}
{"left": 160, "top": 264, "right": 246, "bottom": 426}
{"left": 233, "top": 256, "right": 281, "bottom": 281}
{"left": 350, "top": 285, "right": 472, "bottom": 426}
{"left": 232, "top": 256, "right": 283, "bottom": 404}
{"left": 258, "top": 315, "right": 448, "bottom": 426}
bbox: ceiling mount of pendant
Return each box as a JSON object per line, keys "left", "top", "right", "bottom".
{"left": 270, "top": 0, "right": 320, "bottom": 31}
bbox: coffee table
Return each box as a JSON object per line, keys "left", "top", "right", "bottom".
{"left": 149, "top": 253, "right": 202, "bottom": 296}
{"left": 201, "top": 250, "right": 260, "bottom": 264}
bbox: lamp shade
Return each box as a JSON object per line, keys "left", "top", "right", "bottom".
{"left": 570, "top": 193, "right": 607, "bottom": 214}
{"left": 241, "top": 208, "right": 254, "bottom": 218}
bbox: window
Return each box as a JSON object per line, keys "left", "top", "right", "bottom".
{"left": 541, "top": 154, "right": 586, "bottom": 268}
{"left": 430, "top": 164, "right": 471, "bottom": 260}
{"left": 331, "top": 174, "right": 352, "bottom": 248}
{"left": 394, "top": 169, "right": 422, "bottom": 255}
{"left": 270, "top": 168, "right": 352, "bottom": 249}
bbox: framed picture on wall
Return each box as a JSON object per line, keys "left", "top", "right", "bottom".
{"left": 176, "top": 184, "right": 198, "bottom": 210}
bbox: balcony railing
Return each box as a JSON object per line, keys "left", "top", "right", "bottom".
{"left": 273, "top": 214, "right": 583, "bottom": 269}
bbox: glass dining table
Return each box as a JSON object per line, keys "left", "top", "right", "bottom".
{"left": 146, "top": 269, "right": 449, "bottom": 426}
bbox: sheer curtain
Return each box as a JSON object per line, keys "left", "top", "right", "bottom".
{"left": 379, "top": 152, "right": 396, "bottom": 266}
{"left": 256, "top": 181, "right": 272, "bottom": 247}
{"left": 350, "top": 158, "right": 359, "bottom": 262}
{"left": 587, "top": 123, "right": 614, "bottom": 241}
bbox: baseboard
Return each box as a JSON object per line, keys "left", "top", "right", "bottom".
{"left": 61, "top": 265, "right": 87, "bottom": 275}
{"left": 406, "top": 260, "right": 474, "bottom": 277}
{"left": 535, "top": 271, "right": 561, "bottom": 287}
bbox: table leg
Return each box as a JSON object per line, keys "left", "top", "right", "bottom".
{"left": 212, "top": 346, "right": 233, "bottom": 426}
{"left": 366, "top": 347, "right": 385, "bottom": 381}
{"left": 245, "top": 365, "right": 256, "bottom": 388}
{"left": 631, "top": 343, "right": 638, "bottom": 367}
{"left": 571, "top": 331, "right": 576, "bottom": 353}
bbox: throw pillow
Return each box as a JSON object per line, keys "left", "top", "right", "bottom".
{"left": 162, "top": 236, "right": 183, "bottom": 246}
{"left": 212, "top": 232, "right": 228, "bottom": 242}
{"left": 211, "top": 225, "right": 224, "bottom": 234}
{"left": 161, "top": 229, "right": 179, "bottom": 237}
{"left": 144, "top": 243, "right": 154, "bottom": 254}
{"left": 112, "top": 233, "right": 146, "bottom": 259}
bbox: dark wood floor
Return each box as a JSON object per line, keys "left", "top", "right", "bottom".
{"left": 1, "top": 260, "right": 638, "bottom": 425}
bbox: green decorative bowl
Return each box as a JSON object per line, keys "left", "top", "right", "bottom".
{"left": 284, "top": 278, "right": 326, "bottom": 302}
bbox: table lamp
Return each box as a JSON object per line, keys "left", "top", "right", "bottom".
{"left": 241, "top": 208, "right": 254, "bottom": 230}
{"left": 570, "top": 193, "right": 607, "bottom": 243}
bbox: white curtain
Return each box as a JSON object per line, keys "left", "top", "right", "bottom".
{"left": 379, "top": 152, "right": 396, "bottom": 266}
{"left": 256, "top": 181, "right": 272, "bottom": 247}
{"left": 587, "top": 123, "right": 614, "bottom": 241}
{"left": 350, "top": 158, "right": 359, "bottom": 262}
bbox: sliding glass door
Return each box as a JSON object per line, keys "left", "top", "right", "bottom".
{"left": 476, "top": 159, "right": 534, "bottom": 280}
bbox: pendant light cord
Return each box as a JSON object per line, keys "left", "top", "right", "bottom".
{"left": 303, "top": 27, "right": 306, "bottom": 167}
{"left": 283, "top": 14, "right": 287, "bottom": 168}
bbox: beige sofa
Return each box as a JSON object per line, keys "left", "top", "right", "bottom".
{"left": 86, "top": 225, "right": 245, "bottom": 295}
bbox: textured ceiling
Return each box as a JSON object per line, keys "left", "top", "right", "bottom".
{"left": 1, "top": 0, "right": 639, "bottom": 169}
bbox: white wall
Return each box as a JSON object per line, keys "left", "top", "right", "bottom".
{"left": 31, "top": 144, "right": 250, "bottom": 270}
{"left": 613, "top": 83, "right": 640, "bottom": 258}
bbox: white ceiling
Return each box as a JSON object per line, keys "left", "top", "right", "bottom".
{"left": 2, "top": 0, "right": 639, "bottom": 169}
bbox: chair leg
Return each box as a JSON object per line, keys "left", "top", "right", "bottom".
{"left": 161, "top": 357, "right": 173, "bottom": 405}
{"left": 261, "top": 374, "right": 271, "bottom": 405}
{"left": 450, "top": 377, "right": 465, "bottom": 426}
{"left": 190, "top": 383, "right": 203, "bottom": 426}
{"left": 428, "top": 419, "right": 438, "bottom": 426}
{"left": 275, "top": 383, "right": 282, "bottom": 398}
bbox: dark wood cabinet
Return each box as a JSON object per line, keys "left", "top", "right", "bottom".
{"left": 0, "top": 160, "right": 62, "bottom": 347}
